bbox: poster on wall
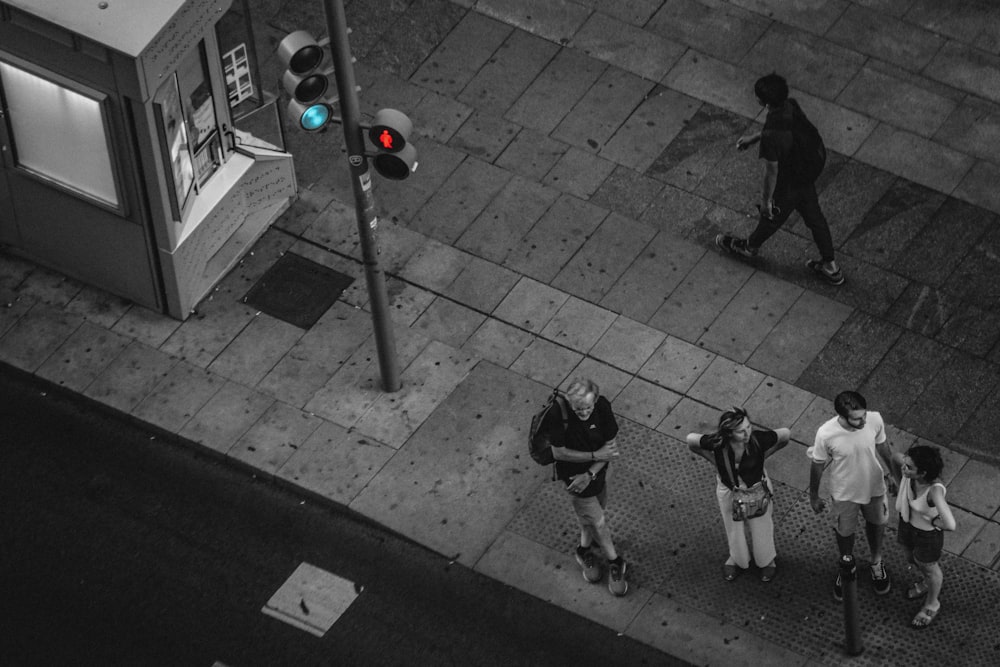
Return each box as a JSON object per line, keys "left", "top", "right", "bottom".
{"left": 154, "top": 74, "right": 195, "bottom": 216}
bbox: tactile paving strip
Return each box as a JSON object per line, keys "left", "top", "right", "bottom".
{"left": 508, "top": 418, "right": 1000, "bottom": 664}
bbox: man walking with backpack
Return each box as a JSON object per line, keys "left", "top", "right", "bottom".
{"left": 537, "top": 378, "right": 627, "bottom": 596}
{"left": 716, "top": 73, "right": 844, "bottom": 286}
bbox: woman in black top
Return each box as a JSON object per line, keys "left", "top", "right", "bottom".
{"left": 687, "top": 407, "right": 789, "bottom": 582}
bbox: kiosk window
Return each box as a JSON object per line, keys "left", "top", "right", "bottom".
{"left": 0, "top": 62, "right": 118, "bottom": 207}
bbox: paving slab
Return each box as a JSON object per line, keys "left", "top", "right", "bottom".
{"left": 35, "top": 321, "right": 130, "bottom": 393}
{"left": 656, "top": 396, "right": 720, "bottom": 439}
{"left": 111, "top": 305, "right": 183, "bottom": 350}
{"left": 442, "top": 256, "right": 521, "bottom": 313}
{"left": 743, "top": 376, "right": 815, "bottom": 432}
{"left": 509, "top": 337, "right": 583, "bottom": 388}
{"left": 64, "top": 286, "right": 130, "bottom": 330}
{"left": 131, "top": 360, "right": 225, "bottom": 434}
{"left": 397, "top": 237, "right": 474, "bottom": 292}
{"left": 565, "top": 357, "right": 632, "bottom": 401}
{"left": 569, "top": 11, "right": 685, "bottom": 82}
{"left": 207, "top": 314, "right": 304, "bottom": 387}
{"left": 731, "top": 0, "right": 847, "bottom": 35}
{"left": 940, "top": 223, "right": 1000, "bottom": 309}
{"left": 492, "top": 129, "right": 568, "bottom": 183}
{"left": 589, "top": 315, "right": 667, "bottom": 375}
{"left": 448, "top": 110, "right": 520, "bottom": 162}
{"left": 474, "top": 0, "right": 591, "bottom": 45}
{"left": 953, "top": 159, "right": 1000, "bottom": 216}
{"left": 646, "top": 0, "right": 771, "bottom": 65}
{"left": 83, "top": 340, "right": 178, "bottom": 415}
{"left": 924, "top": 40, "right": 1000, "bottom": 105}
{"left": 456, "top": 27, "right": 558, "bottom": 114}
{"left": 178, "top": 380, "right": 275, "bottom": 456}
{"left": 228, "top": 400, "right": 324, "bottom": 477}
{"left": 855, "top": 123, "right": 975, "bottom": 194}
{"left": 410, "top": 297, "right": 486, "bottom": 348}
{"left": 638, "top": 335, "right": 716, "bottom": 395}
{"left": 503, "top": 46, "right": 606, "bottom": 135}
{"left": 492, "top": 277, "right": 568, "bottom": 333}
{"left": 837, "top": 66, "right": 957, "bottom": 138}
{"left": 542, "top": 146, "right": 616, "bottom": 199}
{"left": 933, "top": 96, "right": 1000, "bottom": 163}
{"left": 410, "top": 157, "right": 512, "bottom": 244}
{"left": 590, "top": 165, "right": 665, "bottom": 220}
{"left": 599, "top": 86, "right": 700, "bottom": 173}
{"left": 460, "top": 317, "right": 534, "bottom": 369}
{"left": 687, "top": 355, "right": 765, "bottom": 409}
{"left": 827, "top": 4, "right": 946, "bottom": 71}
{"left": 612, "top": 376, "right": 683, "bottom": 428}
{"left": 538, "top": 296, "right": 617, "bottom": 353}
{"left": 894, "top": 197, "right": 994, "bottom": 287}
{"left": 409, "top": 9, "right": 510, "bottom": 97}
{"left": 662, "top": 51, "right": 759, "bottom": 119}
{"left": 551, "top": 66, "right": 653, "bottom": 153}
{"left": 946, "top": 459, "right": 1000, "bottom": 518}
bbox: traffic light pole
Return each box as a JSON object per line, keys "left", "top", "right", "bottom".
{"left": 322, "top": 0, "right": 401, "bottom": 392}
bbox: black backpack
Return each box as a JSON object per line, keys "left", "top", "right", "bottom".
{"left": 528, "top": 389, "right": 567, "bottom": 466}
{"left": 788, "top": 101, "right": 827, "bottom": 185}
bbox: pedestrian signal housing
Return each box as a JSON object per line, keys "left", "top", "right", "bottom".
{"left": 368, "top": 108, "right": 418, "bottom": 180}
{"left": 277, "top": 31, "right": 336, "bottom": 132}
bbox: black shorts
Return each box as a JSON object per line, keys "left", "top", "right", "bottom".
{"left": 897, "top": 520, "right": 943, "bottom": 564}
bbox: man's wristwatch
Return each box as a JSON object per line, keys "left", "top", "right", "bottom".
{"left": 587, "top": 470, "right": 596, "bottom": 480}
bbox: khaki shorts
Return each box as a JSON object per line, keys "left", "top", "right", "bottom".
{"left": 832, "top": 495, "right": 888, "bottom": 536}
{"left": 571, "top": 488, "right": 607, "bottom": 528}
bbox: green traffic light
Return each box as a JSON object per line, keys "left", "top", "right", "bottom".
{"left": 300, "top": 104, "right": 331, "bottom": 132}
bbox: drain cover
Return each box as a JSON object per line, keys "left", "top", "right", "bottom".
{"left": 243, "top": 252, "right": 353, "bottom": 329}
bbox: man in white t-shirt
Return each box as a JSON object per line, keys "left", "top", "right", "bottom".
{"left": 809, "top": 391, "right": 895, "bottom": 601}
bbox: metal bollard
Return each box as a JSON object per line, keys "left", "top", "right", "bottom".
{"left": 840, "top": 555, "right": 863, "bottom": 655}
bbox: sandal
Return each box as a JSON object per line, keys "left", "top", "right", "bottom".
{"left": 906, "top": 581, "right": 929, "bottom": 600}
{"left": 911, "top": 604, "right": 939, "bottom": 629}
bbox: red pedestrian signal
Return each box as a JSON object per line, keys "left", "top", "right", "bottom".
{"left": 377, "top": 129, "right": 394, "bottom": 150}
{"left": 367, "top": 108, "right": 417, "bottom": 180}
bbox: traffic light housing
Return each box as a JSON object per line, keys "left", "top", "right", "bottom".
{"left": 277, "top": 31, "right": 336, "bottom": 132}
{"left": 367, "top": 108, "right": 418, "bottom": 180}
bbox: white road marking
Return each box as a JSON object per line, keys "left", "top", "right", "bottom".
{"left": 261, "top": 562, "right": 360, "bottom": 637}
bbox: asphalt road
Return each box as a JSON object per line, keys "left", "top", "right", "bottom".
{"left": 0, "top": 364, "right": 688, "bottom": 667}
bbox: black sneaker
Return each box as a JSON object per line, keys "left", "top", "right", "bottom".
{"left": 574, "top": 546, "right": 602, "bottom": 583}
{"left": 608, "top": 557, "right": 628, "bottom": 597}
{"left": 716, "top": 234, "right": 758, "bottom": 258}
{"left": 806, "top": 259, "right": 845, "bottom": 286}
{"left": 833, "top": 573, "right": 843, "bottom": 601}
{"left": 870, "top": 561, "right": 891, "bottom": 595}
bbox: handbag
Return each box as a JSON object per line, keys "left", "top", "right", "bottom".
{"left": 722, "top": 442, "right": 772, "bottom": 521}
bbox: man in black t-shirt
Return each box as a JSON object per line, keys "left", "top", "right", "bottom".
{"left": 716, "top": 72, "right": 845, "bottom": 286}
{"left": 539, "top": 378, "right": 627, "bottom": 596}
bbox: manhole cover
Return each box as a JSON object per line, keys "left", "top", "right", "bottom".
{"left": 243, "top": 252, "right": 353, "bottom": 329}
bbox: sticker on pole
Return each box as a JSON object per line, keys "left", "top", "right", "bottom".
{"left": 361, "top": 172, "right": 372, "bottom": 192}
{"left": 370, "top": 216, "right": 378, "bottom": 230}
{"left": 349, "top": 154, "right": 363, "bottom": 167}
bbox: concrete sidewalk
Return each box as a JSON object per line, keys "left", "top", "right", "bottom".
{"left": 4, "top": 0, "right": 1000, "bottom": 664}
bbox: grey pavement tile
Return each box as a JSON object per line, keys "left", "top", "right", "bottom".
{"left": 229, "top": 401, "right": 324, "bottom": 476}
{"left": 385, "top": 283, "right": 436, "bottom": 327}
{"left": 905, "top": 0, "right": 1000, "bottom": 43}
{"left": 178, "top": 380, "right": 275, "bottom": 456}
{"left": 460, "top": 317, "right": 534, "bottom": 368}
{"left": 856, "top": 124, "right": 975, "bottom": 194}
{"left": 206, "top": 314, "right": 304, "bottom": 387}
{"left": 836, "top": 66, "right": 957, "bottom": 138}
{"left": 960, "top": 520, "right": 1000, "bottom": 568}
{"left": 564, "top": 357, "right": 632, "bottom": 401}
{"left": 475, "top": 0, "right": 591, "bottom": 44}
{"left": 884, "top": 283, "right": 957, "bottom": 339}
{"left": 11, "top": 265, "right": 83, "bottom": 309}
{"left": 502, "top": 194, "right": 608, "bottom": 284}
{"left": 638, "top": 184, "right": 715, "bottom": 238}
{"left": 646, "top": 0, "right": 771, "bottom": 65}
{"left": 397, "top": 238, "right": 474, "bottom": 292}
{"left": 655, "top": 396, "right": 720, "bottom": 440}
{"left": 922, "top": 36, "right": 1000, "bottom": 105}
{"left": 302, "top": 198, "right": 360, "bottom": 258}
{"left": 569, "top": 11, "right": 686, "bottom": 82}
{"left": 551, "top": 213, "right": 657, "bottom": 303}
{"left": 366, "top": 0, "right": 467, "bottom": 80}
{"left": 349, "top": 363, "right": 559, "bottom": 566}
{"left": 504, "top": 47, "right": 606, "bottom": 135}
{"left": 796, "top": 249, "right": 909, "bottom": 318}
{"left": 35, "top": 321, "right": 131, "bottom": 393}
{"left": 841, "top": 179, "right": 946, "bottom": 270}
{"left": 493, "top": 129, "right": 568, "bottom": 183}
{"left": 457, "top": 28, "right": 559, "bottom": 114}
{"left": 492, "top": 277, "right": 568, "bottom": 333}
{"left": 441, "top": 256, "right": 520, "bottom": 313}
{"left": 354, "top": 341, "right": 479, "bottom": 448}
{"left": 902, "top": 351, "right": 1000, "bottom": 446}
{"left": 790, "top": 394, "right": 836, "bottom": 446}
{"left": 600, "top": 87, "right": 701, "bottom": 173}
{"left": 539, "top": 296, "right": 618, "bottom": 354}
{"left": 409, "top": 157, "right": 512, "bottom": 244}
{"left": 589, "top": 316, "right": 666, "bottom": 375}
{"left": 743, "top": 377, "right": 816, "bottom": 432}
{"left": 573, "top": 0, "right": 661, "bottom": 26}
{"left": 738, "top": 0, "right": 851, "bottom": 33}
{"left": 276, "top": 421, "right": 396, "bottom": 506}
{"left": 697, "top": 271, "right": 802, "bottom": 363}
{"left": 796, "top": 310, "right": 903, "bottom": 401}
{"left": 934, "top": 97, "right": 1000, "bottom": 163}
{"left": 409, "top": 90, "right": 472, "bottom": 144}
{"left": 819, "top": 160, "right": 897, "bottom": 251}
{"left": 638, "top": 335, "right": 716, "bottom": 395}
{"left": 589, "top": 166, "right": 664, "bottom": 220}
{"left": 256, "top": 301, "right": 372, "bottom": 408}
{"left": 0, "top": 251, "right": 33, "bottom": 291}
{"left": 894, "top": 197, "right": 994, "bottom": 287}
{"left": 271, "top": 186, "right": 335, "bottom": 239}
{"left": 0, "top": 294, "right": 31, "bottom": 340}
{"left": 612, "top": 376, "right": 682, "bottom": 429}
{"left": 940, "top": 223, "right": 1000, "bottom": 309}
{"left": 955, "top": 381, "right": 1000, "bottom": 464}
{"left": 661, "top": 50, "right": 760, "bottom": 119}
{"left": 455, "top": 175, "right": 560, "bottom": 264}
{"left": 542, "top": 146, "right": 616, "bottom": 199}
{"left": 646, "top": 102, "right": 751, "bottom": 192}
{"left": 160, "top": 290, "right": 259, "bottom": 370}
{"left": 83, "top": 340, "right": 177, "bottom": 415}
{"left": 826, "top": 4, "right": 946, "bottom": 71}
{"left": 600, "top": 232, "right": 705, "bottom": 323}
{"left": 792, "top": 91, "right": 879, "bottom": 158}
{"left": 857, "top": 331, "right": 952, "bottom": 424}
{"left": 0, "top": 303, "right": 83, "bottom": 372}
{"left": 410, "top": 297, "right": 486, "bottom": 348}
{"left": 448, "top": 110, "right": 520, "bottom": 162}
{"left": 739, "top": 22, "right": 865, "bottom": 100}
{"left": 687, "top": 355, "right": 765, "bottom": 410}
{"left": 946, "top": 507, "right": 988, "bottom": 556}
{"left": 953, "top": 159, "right": 1000, "bottom": 216}
{"left": 354, "top": 63, "right": 429, "bottom": 118}
{"left": 689, "top": 143, "right": 760, "bottom": 214}
{"left": 509, "top": 337, "right": 583, "bottom": 388}
{"left": 64, "top": 287, "right": 130, "bottom": 330}
{"left": 648, "top": 250, "right": 753, "bottom": 344}
{"left": 342, "top": 0, "right": 418, "bottom": 61}
{"left": 936, "top": 300, "right": 1000, "bottom": 358}
{"left": 551, "top": 66, "right": 653, "bottom": 154}
{"left": 112, "top": 305, "right": 182, "bottom": 349}
{"left": 947, "top": 457, "right": 1000, "bottom": 517}
{"left": 131, "top": 360, "right": 225, "bottom": 434}
{"left": 748, "top": 289, "right": 853, "bottom": 385}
